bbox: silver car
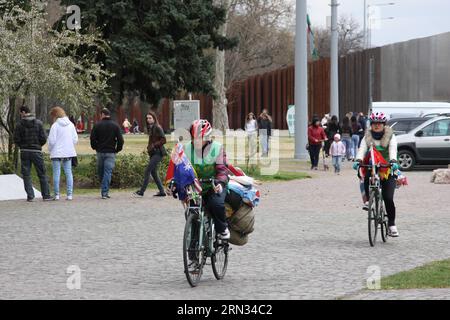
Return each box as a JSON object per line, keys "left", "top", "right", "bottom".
{"left": 396, "top": 115, "right": 450, "bottom": 171}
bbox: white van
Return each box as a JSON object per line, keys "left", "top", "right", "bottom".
{"left": 371, "top": 102, "right": 450, "bottom": 120}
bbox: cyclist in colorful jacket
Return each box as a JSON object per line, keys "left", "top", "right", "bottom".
{"left": 184, "top": 120, "right": 230, "bottom": 240}
{"left": 353, "top": 112, "right": 400, "bottom": 237}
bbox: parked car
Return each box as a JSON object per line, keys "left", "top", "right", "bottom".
{"left": 387, "top": 117, "right": 429, "bottom": 136}
{"left": 396, "top": 115, "right": 450, "bottom": 171}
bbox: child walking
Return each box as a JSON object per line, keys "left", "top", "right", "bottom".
{"left": 330, "top": 134, "right": 346, "bottom": 175}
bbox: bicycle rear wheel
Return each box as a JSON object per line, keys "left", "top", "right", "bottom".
{"left": 368, "top": 190, "right": 378, "bottom": 247}
{"left": 211, "top": 238, "right": 229, "bottom": 280}
{"left": 183, "top": 212, "right": 204, "bottom": 287}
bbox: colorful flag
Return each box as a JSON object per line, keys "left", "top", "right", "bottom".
{"left": 165, "top": 143, "right": 198, "bottom": 200}
{"left": 307, "top": 14, "right": 319, "bottom": 60}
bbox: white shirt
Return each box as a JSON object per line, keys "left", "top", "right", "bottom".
{"left": 245, "top": 120, "right": 258, "bottom": 134}
{"left": 48, "top": 117, "right": 78, "bottom": 159}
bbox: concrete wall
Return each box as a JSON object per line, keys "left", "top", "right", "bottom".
{"left": 380, "top": 32, "right": 450, "bottom": 102}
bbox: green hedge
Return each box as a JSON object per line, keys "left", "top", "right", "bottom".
{"left": 85, "top": 151, "right": 171, "bottom": 188}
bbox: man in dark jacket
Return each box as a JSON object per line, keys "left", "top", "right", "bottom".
{"left": 90, "top": 108, "right": 124, "bottom": 199}
{"left": 14, "top": 106, "right": 53, "bottom": 201}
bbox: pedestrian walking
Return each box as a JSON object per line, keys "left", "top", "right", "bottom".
{"left": 308, "top": 117, "right": 327, "bottom": 170}
{"left": 245, "top": 112, "right": 258, "bottom": 162}
{"left": 329, "top": 134, "right": 346, "bottom": 175}
{"left": 132, "top": 119, "right": 140, "bottom": 134}
{"left": 341, "top": 117, "right": 354, "bottom": 161}
{"left": 133, "top": 111, "right": 167, "bottom": 198}
{"left": 13, "top": 106, "right": 54, "bottom": 201}
{"left": 48, "top": 107, "right": 78, "bottom": 201}
{"left": 90, "top": 108, "right": 124, "bottom": 199}
{"left": 351, "top": 116, "right": 363, "bottom": 160}
{"left": 258, "top": 110, "right": 272, "bottom": 157}
{"left": 324, "top": 115, "right": 341, "bottom": 156}
{"left": 122, "top": 118, "right": 131, "bottom": 134}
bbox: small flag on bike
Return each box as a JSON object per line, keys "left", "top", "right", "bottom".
{"left": 165, "top": 143, "right": 197, "bottom": 200}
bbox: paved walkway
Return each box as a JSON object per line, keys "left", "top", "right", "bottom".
{"left": 0, "top": 163, "right": 449, "bottom": 299}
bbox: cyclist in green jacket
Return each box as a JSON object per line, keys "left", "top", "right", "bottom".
{"left": 184, "top": 120, "right": 230, "bottom": 240}
{"left": 353, "top": 112, "right": 400, "bottom": 237}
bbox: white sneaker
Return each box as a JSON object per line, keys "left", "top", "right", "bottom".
{"left": 363, "top": 202, "right": 369, "bottom": 211}
{"left": 55, "top": 194, "right": 60, "bottom": 201}
{"left": 218, "top": 228, "right": 230, "bottom": 240}
{"left": 389, "top": 226, "right": 399, "bottom": 237}
{"left": 66, "top": 195, "right": 73, "bottom": 201}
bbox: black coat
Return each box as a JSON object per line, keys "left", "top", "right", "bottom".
{"left": 90, "top": 118, "right": 124, "bottom": 153}
{"left": 14, "top": 116, "right": 47, "bottom": 151}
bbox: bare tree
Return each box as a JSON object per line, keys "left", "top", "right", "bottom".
{"left": 225, "top": 0, "right": 295, "bottom": 87}
{"left": 314, "top": 15, "right": 364, "bottom": 58}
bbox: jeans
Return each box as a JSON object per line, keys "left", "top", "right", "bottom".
{"left": 52, "top": 158, "right": 73, "bottom": 196}
{"left": 247, "top": 132, "right": 258, "bottom": 160}
{"left": 204, "top": 186, "right": 228, "bottom": 234}
{"left": 97, "top": 152, "right": 116, "bottom": 196}
{"left": 308, "top": 144, "right": 321, "bottom": 168}
{"left": 260, "top": 132, "right": 269, "bottom": 155}
{"left": 332, "top": 156, "right": 342, "bottom": 173}
{"left": 364, "top": 175, "right": 397, "bottom": 227}
{"left": 139, "top": 153, "right": 164, "bottom": 194}
{"left": 342, "top": 137, "right": 353, "bottom": 160}
{"left": 351, "top": 135, "right": 360, "bottom": 159}
{"left": 20, "top": 151, "right": 51, "bottom": 199}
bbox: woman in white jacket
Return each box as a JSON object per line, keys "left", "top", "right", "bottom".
{"left": 48, "top": 107, "right": 78, "bottom": 200}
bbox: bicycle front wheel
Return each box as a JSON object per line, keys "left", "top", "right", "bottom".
{"left": 380, "top": 200, "right": 389, "bottom": 243}
{"left": 211, "top": 239, "right": 229, "bottom": 280}
{"left": 183, "top": 213, "right": 204, "bottom": 287}
{"left": 368, "top": 190, "right": 378, "bottom": 247}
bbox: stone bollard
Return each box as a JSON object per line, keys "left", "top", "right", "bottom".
{"left": 431, "top": 169, "right": 450, "bottom": 184}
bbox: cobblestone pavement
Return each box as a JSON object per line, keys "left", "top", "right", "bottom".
{"left": 0, "top": 163, "right": 449, "bottom": 299}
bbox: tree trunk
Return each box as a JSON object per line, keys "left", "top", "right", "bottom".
{"left": 212, "top": 0, "right": 230, "bottom": 132}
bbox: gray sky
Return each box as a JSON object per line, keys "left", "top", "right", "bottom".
{"left": 307, "top": 0, "right": 450, "bottom": 47}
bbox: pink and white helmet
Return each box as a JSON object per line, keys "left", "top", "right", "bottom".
{"left": 369, "top": 112, "right": 387, "bottom": 124}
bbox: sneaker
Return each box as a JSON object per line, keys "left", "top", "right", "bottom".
{"left": 43, "top": 196, "right": 55, "bottom": 201}
{"left": 55, "top": 194, "right": 60, "bottom": 201}
{"left": 153, "top": 192, "right": 166, "bottom": 197}
{"left": 132, "top": 191, "right": 144, "bottom": 198}
{"left": 389, "top": 226, "right": 399, "bottom": 237}
{"left": 218, "top": 228, "right": 230, "bottom": 240}
{"left": 66, "top": 195, "right": 73, "bottom": 201}
{"left": 363, "top": 202, "right": 369, "bottom": 211}
{"left": 101, "top": 194, "right": 110, "bottom": 200}
{"left": 27, "top": 197, "right": 35, "bottom": 202}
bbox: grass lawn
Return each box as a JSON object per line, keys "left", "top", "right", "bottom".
{"left": 381, "top": 259, "right": 450, "bottom": 290}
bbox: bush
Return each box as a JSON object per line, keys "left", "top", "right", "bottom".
{"left": 86, "top": 150, "right": 171, "bottom": 189}
{"left": 0, "top": 157, "right": 14, "bottom": 174}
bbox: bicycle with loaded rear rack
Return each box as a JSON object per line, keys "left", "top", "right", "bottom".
{"left": 357, "top": 145, "right": 394, "bottom": 247}
{"left": 175, "top": 178, "right": 230, "bottom": 287}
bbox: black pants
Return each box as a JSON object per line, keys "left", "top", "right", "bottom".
{"left": 20, "top": 151, "right": 51, "bottom": 199}
{"left": 364, "top": 175, "right": 397, "bottom": 227}
{"left": 309, "top": 144, "right": 321, "bottom": 168}
{"left": 204, "top": 185, "right": 228, "bottom": 234}
{"left": 140, "top": 153, "right": 164, "bottom": 194}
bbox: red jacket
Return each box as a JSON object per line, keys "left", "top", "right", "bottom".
{"left": 308, "top": 125, "right": 327, "bottom": 145}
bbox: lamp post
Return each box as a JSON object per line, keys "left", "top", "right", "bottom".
{"left": 364, "top": 2, "right": 395, "bottom": 48}
{"left": 294, "top": 0, "right": 308, "bottom": 160}
{"left": 368, "top": 16, "right": 394, "bottom": 48}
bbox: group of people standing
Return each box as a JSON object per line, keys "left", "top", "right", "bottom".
{"left": 308, "top": 112, "right": 368, "bottom": 173}
{"left": 244, "top": 109, "right": 273, "bottom": 159}
{"left": 122, "top": 118, "right": 141, "bottom": 134}
{"left": 14, "top": 106, "right": 168, "bottom": 201}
